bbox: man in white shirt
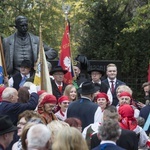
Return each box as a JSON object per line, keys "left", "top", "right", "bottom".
{"left": 102, "top": 63, "right": 125, "bottom": 106}
{"left": 8, "top": 60, "right": 34, "bottom": 90}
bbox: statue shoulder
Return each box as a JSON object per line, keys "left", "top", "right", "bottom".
{"left": 3, "top": 33, "right": 16, "bottom": 47}
{"left": 3, "top": 33, "right": 15, "bottom": 42}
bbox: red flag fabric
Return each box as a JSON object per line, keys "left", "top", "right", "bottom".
{"left": 59, "top": 21, "right": 73, "bottom": 84}
{"left": 148, "top": 61, "right": 150, "bottom": 82}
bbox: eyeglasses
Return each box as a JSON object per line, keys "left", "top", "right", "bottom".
{"left": 62, "top": 102, "right": 70, "bottom": 105}
{"left": 45, "top": 104, "right": 56, "bottom": 109}
{"left": 17, "top": 121, "right": 27, "bottom": 126}
{"left": 28, "top": 118, "right": 44, "bottom": 124}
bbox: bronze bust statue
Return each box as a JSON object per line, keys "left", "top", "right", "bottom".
{"left": 3, "top": 16, "right": 58, "bottom": 76}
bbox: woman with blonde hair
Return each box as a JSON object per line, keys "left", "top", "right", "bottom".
{"left": 52, "top": 126, "right": 88, "bottom": 150}
{"left": 116, "top": 85, "right": 133, "bottom": 98}
{"left": 47, "top": 120, "right": 69, "bottom": 143}
{"left": 63, "top": 84, "right": 77, "bottom": 101}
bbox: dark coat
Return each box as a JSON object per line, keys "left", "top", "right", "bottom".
{"left": 3, "top": 32, "right": 57, "bottom": 75}
{"left": 91, "top": 129, "right": 138, "bottom": 150}
{"left": 140, "top": 105, "right": 150, "bottom": 135}
{"left": 0, "top": 93, "right": 39, "bottom": 150}
{"left": 0, "top": 93, "right": 39, "bottom": 126}
{"left": 0, "top": 144, "right": 4, "bottom": 150}
{"left": 102, "top": 79, "right": 125, "bottom": 106}
{"left": 51, "top": 79, "right": 67, "bottom": 100}
{"left": 12, "top": 72, "right": 34, "bottom": 90}
{"left": 67, "top": 98, "right": 99, "bottom": 130}
{"left": 92, "top": 143, "right": 125, "bottom": 150}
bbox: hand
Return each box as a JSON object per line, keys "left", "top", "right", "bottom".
{"left": 4, "top": 76, "right": 9, "bottom": 86}
{"left": 28, "top": 84, "right": 37, "bottom": 94}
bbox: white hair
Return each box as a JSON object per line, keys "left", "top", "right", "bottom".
{"left": 2, "top": 87, "right": 17, "bottom": 101}
{"left": 23, "top": 82, "right": 34, "bottom": 88}
{"left": 27, "top": 124, "right": 51, "bottom": 149}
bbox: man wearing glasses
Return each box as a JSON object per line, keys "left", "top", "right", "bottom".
{"left": 50, "top": 66, "right": 68, "bottom": 100}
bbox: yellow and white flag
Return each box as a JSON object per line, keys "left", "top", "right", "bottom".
{"left": 34, "top": 26, "right": 52, "bottom": 94}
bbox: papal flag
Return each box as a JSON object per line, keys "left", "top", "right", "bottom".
{"left": 59, "top": 20, "right": 74, "bottom": 84}
{"left": 34, "top": 27, "right": 52, "bottom": 94}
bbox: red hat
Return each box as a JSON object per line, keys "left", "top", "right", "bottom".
{"left": 119, "top": 92, "right": 132, "bottom": 99}
{"left": 40, "top": 94, "right": 57, "bottom": 105}
{"left": 96, "top": 92, "right": 109, "bottom": 103}
{"left": 58, "top": 96, "right": 69, "bottom": 103}
{"left": 118, "top": 104, "right": 134, "bottom": 118}
{"left": 118, "top": 104, "right": 137, "bottom": 130}
{"left": 37, "top": 90, "right": 46, "bottom": 96}
{"left": 0, "top": 86, "right": 5, "bottom": 102}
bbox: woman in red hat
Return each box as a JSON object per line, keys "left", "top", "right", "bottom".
{"left": 55, "top": 95, "right": 70, "bottom": 121}
{"left": 117, "top": 91, "right": 140, "bottom": 118}
{"left": 118, "top": 104, "right": 150, "bottom": 149}
{"left": 95, "top": 92, "right": 110, "bottom": 111}
{"left": 37, "top": 94, "right": 58, "bottom": 124}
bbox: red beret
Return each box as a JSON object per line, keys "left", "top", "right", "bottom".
{"left": 0, "top": 86, "right": 5, "bottom": 101}
{"left": 96, "top": 92, "right": 109, "bottom": 103}
{"left": 37, "top": 90, "right": 46, "bottom": 96}
{"left": 118, "top": 104, "right": 134, "bottom": 118}
{"left": 119, "top": 92, "right": 132, "bottom": 99}
{"left": 58, "top": 96, "right": 69, "bottom": 103}
{"left": 40, "top": 94, "right": 57, "bottom": 105}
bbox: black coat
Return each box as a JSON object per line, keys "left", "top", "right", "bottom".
{"left": 140, "top": 105, "right": 150, "bottom": 135}
{"left": 51, "top": 79, "right": 67, "bottom": 100}
{"left": 91, "top": 129, "right": 138, "bottom": 150}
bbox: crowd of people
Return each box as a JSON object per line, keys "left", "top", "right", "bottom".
{"left": 0, "top": 15, "right": 150, "bottom": 150}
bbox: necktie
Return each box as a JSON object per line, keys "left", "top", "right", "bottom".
{"left": 110, "top": 81, "right": 115, "bottom": 94}
{"left": 19, "top": 76, "right": 27, "bottom": 87}
{"left": 58, "top": 85, "right": 62, "bottom": 92}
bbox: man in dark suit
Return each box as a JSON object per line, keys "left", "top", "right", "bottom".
{"left": 67, "top": 81, "right": 103, "bottom": 130}
{"left": 92, "top": 119, "right": 125, "bottom": 150}
{"left": 50, "top": 66, "right": 68, "bottom": 100}
{"left": 87, "top": 66, "right": 108, "bottom": 93}
{"left": 87, "top": 66, "right": 113, "bottom": 104}
{"left": 91, "top": 106, "right": 138, "bottom": 150}
{"left": 8, "top": 60, "right": 34, "bottom": 90}
{"left": 102, "top": 63, "right": 125, "bottom": 106}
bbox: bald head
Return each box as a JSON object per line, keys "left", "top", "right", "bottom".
{"left": 2, "top": 87, "right": 18, "bottom": 103}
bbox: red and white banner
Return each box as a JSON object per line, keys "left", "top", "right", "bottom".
{"left": 59, "top": 21, "right": 73, "bottom": 84}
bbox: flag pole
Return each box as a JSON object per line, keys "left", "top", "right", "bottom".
{"left": 0, "top": 37, "right": 7, "bottom": 77}
{"left": 0, "top": 36, "right": 9, "bottom": 86}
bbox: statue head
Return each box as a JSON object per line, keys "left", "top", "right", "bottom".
{"left": 15, "top": 16, "right": 28, "bottom": 36}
